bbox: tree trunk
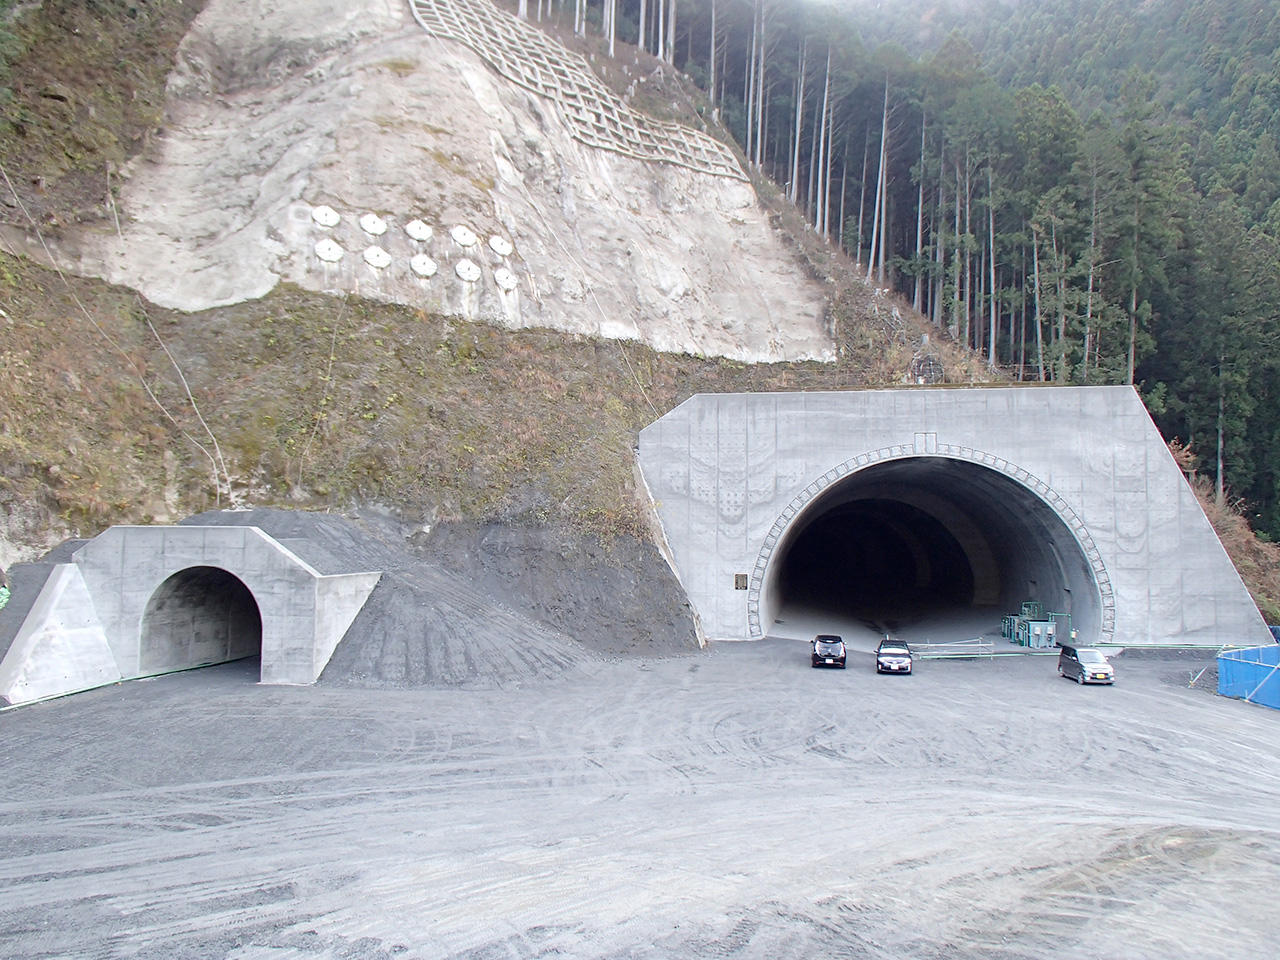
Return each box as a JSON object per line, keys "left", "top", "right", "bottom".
{"left": 913, "top": 112, "right": 926, "bottom": 313}
{"left": 1216, "top": 359, "right": 1226, "bottom": 507}
{"left": 877, "top": 145, "right": 888, "bottom": 284}
{"left": 1018, "top": 256, "right": 1027, "bottom": 379}
{"left": 962, "top": 154, "right": 972, "bottom": 348}
{"left": 1082, "top": 160, "right": 1098, "bottom": 378}
{"left": 932, "top": 138, "right": 945, "bottom": 326}
{"left": 987, "top": 165, "right": 997, "bottom": 367}
{"left": 822, "top": 81, "right": 835, "bottom": 239}
{"left": 1032, "top": 227, "right": 1045, "bottom": 381}
{"left": 977, "top": 235, "right": 986, "bottom": 357}
{"left": 1056, "top": 234, "right": 1067, "bottom": 381}
{"left": 815, "top": 49, "right": 831, "bottom": 233}
{"left": 1127, "top": 201, "right": 1140, "bottom": 385}
{"left": 754, "top": 8, "right": 766, "bottom": 169}
{"left": 950, "top": 161, "right": 961, "bottom": 337}
{"left": 838, "top": 138, "right": 849, "bottom": 252}
{"left": 807, "top": 98, "right": 819, "bottom": 220}
{"left": 856, "top": 130, "right": 870, "bottom": 268}
{"left": 1048, "top": 220, "right": 1062, "bottom": 380}
{"left": 708, "top": 0, "right": 717, "bottom": 110}
{"left": 639, "top": 0, "right": 648, "bottom": 54}
{"left": 667, "top": 0, "right": 677, "bottom": 64}
{"left": 789, "top": 40, "right": 805, "bottom": 204}
{"left": 745, "top": 2, "right": 759, "bottom": 162}
{"left": 866, "top": 74, "right": 888, "bottom": 283}
{"left": 657, "top": 0, "right": 665, "bottom": 61}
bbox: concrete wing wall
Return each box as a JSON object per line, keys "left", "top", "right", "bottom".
{"left": 637, "top": 385, "right": 1270, "bottom": 647}
{"left": 276, "top": 570, "right": 383, "bottom": 686}
{"left": 0, "top": 564, "right": 120, "bottom": 706}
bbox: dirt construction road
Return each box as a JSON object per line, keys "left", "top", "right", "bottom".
{"left": 2, "top": 641, "right": 1278, "bottom": 959}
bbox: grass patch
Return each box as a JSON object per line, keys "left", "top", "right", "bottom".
{"left": 0, "top": 249, "right": 983, "bottom": 549}
{"left": 0, "top": 0, "right": 208, "bottom": 228}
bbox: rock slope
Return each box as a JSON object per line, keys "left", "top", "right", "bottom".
{"left": 56, "top": 0, "right": 831, "bottom": 362}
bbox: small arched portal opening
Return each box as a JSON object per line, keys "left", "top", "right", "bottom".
{"left": 759, "top": 457, "right": 1102, "bottom": 648}
{"left": 140, "top": 566, "right": 263, "bottom": 675}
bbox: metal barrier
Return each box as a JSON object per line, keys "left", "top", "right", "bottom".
{"left": 1218, "top": 645, "right": 1280, "bottom": 711}
{"left": 410, "top": 0, "right": 746, "bottom": 180}
{"left": 912, "top": 638, "right": 996, "bottom": 660}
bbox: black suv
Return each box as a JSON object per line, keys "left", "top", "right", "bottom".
{"left": 811, "top": 634, "right": 847, "bottom": 669}
{"left": 875, "top": 638, "right": 913, "bottom": 674}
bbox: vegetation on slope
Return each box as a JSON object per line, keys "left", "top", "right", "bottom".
{"left": 0, "top": 0, "right": 208, "bottom": 227}
{"left": 0, "top": 245, "right": 984, "bottom": 550}
{"left": 535, "top": 0, "right": 1280, "bottom": 542}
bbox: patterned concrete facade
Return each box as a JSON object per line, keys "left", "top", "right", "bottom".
{"left": 637, "top": 385, "right": 1270, "bottom": 648}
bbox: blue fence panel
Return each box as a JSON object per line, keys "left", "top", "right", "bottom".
{"left": 1218, "top": 645, "right": 1280, "bottom": 710}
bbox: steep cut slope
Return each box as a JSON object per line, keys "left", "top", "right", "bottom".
{"left": 27, "top": 0, "right": 830, "bottom": 362}
{"left": 0, "top": 0, "right": 992, "bottom": 572}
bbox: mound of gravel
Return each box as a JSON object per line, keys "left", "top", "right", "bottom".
{"left": 183, "top": 508, "right": 700, "bottom": 689}
{"left": 319, "top": 563, "right": 595, "bottom": 690}
{"left": 419, "top": 521, "right": 702, "bottom": 660}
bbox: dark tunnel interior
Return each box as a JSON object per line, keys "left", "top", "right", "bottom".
{"left": 140, "top": 566, "right": 263, "bottom": 675}
{"left": 781, "top": 500, "right": 976, "bottom": 611}
{"left": 762, "top": 457, "right": 1101, "bottom": 644}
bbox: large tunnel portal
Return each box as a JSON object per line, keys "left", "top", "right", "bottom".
{"left": 140, "top": 566, "right": 263, "bottom": 675}
{"left": 759, "top": 457, "right": 1101, "bottom": 648}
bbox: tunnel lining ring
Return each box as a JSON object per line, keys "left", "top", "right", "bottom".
{"left": 745, "top": 445, "right": 1115, "bottom": 641}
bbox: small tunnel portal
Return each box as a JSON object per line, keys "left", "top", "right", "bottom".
{"left": 140, "top": 566, "right": 263, "bottom": 675}
{"left": 762, "top": 457, "right": 1101, "bottom": 647}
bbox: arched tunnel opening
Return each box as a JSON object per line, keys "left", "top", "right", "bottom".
{"left": 761, "top": 457, "right": 1101, "bottom": 650}
{"left": 140, "top": 566, "right": 263, "bottom": 676}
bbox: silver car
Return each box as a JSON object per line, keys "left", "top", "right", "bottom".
{"left": 875, "top": 638, "right": 913, "bottom": 674}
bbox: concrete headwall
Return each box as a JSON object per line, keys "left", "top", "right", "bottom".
{"left": 637, "top": 385, "right": 1270, "bottom": 647}
{"left": 0, "top": 525, "right": 381, "bottom": 706}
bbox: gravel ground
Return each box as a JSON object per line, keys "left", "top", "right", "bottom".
{"left": 1, "top": 641, "right": 1277, "bottom": 959}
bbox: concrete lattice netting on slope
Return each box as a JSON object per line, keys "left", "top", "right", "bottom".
{"left": 410, "top": 0, "right": 746, "bottom": 180}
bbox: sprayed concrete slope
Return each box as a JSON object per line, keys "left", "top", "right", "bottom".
{"left": 27, "top": 0, "right": 830, "bottom": 362}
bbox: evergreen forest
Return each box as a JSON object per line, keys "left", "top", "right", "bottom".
{"left": 551, "top": 0, "right": 1280, "bottom": 538}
